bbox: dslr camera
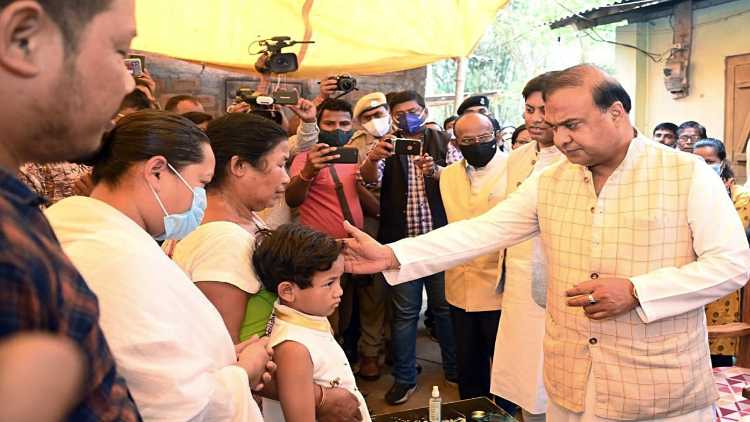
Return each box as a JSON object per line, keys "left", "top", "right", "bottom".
{"left": 334, "top": 75, "right": 357, "bottom": 92}
{"left": 253, "top": 36, "right": 314, "bottom": 74}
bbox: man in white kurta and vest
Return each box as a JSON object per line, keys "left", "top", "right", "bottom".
{"left": 439, "top": 112, "right": 508, "bottom": 402}
{"left": 342, "top": 64, "right": 750, "bottom": 421}
{"left": 492, "top": 71, "right": 564, "bottom": 422}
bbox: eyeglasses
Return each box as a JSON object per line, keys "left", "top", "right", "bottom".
{"left": 394, "top": 108, "right": 424, "bottom": 119}
{"left": 457, "top": 133, "right": 495, "bottom": 146}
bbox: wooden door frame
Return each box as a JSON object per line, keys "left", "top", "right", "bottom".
{"left": 726, "top": 53, "right": 750, "bottom": 167}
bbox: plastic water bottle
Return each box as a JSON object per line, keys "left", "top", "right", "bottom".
{"left": 429, "top": 385, "right": 441, "bottom": 422}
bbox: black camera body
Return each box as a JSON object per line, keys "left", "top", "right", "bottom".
{"left": 335, "top": 75, "right": 357, "bottom": 92}
{"left": 236, "top": 88, "right": 299, "bottom": 107}
{"left": 236, "top": 88, "right": 273, "bottom": 107}
{"left": 253, "top": 36, "right": 313, "bottom": 74}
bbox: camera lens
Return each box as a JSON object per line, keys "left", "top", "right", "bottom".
{"left": 338, "top": 77, "right": 356, "bottom": 92}
{"left": 273, "top": 55, "right": 290, "bottom": 67}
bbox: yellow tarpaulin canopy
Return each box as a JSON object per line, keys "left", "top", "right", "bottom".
{"left": 132, "top": 0, "right": 508, "bottom": 78}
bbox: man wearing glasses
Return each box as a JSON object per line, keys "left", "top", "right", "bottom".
{"left": 438, "top": 111, "right": 508, "bottom": 403}
{"left": 360, "top": 90, "right": 457, "bottom": 405}
{"left": 676, "top": 120, "right": 708, "bottom": 153}
{"left": 456, "top": 95, "right": 509, "bottom": 152}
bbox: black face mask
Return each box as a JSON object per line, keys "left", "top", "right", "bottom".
{"left": 318, "top": 129, "right": 353, "bottom": 147}
{"left": 459, "top": 141, "right": 497, "bottom": 168}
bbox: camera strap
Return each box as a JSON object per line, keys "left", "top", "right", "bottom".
{"left": 332, "top": 87, "right": 358, "bottom": 100}
{"left": 328, "top": 165, "right": 355, "bottom": 224}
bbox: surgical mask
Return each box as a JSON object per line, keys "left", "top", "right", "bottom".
{"left": 446, "top": 128, "right": 455, "bottom": 139}
{"left": 710, "top": 163, "right": 723, "bottom": 177}
{"left": 397, "top": 110, "right": 426, "bottom": 134}
{"left": 459, "top": 141, "right": 497, "bottom": 168}
{"left": 363, "top": 116, "right": 391, "bottom": 138}
{"left": 149, "top": 163, "right": 207, "bottom": 241}
{"left": 318, "top": 129, "right": 353, "bottom": 147}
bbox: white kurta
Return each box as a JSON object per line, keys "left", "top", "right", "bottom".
{"left": 45, "top": 196, "right": 263, "bottom": 422}
{"left": 491, "top": 144, "right": 561, "bottom": 414}
{"left": 262, "top": 303, "right": 371, "bottom": 422}
{"left": 381, "top": 138, "right": 750, "bottom": 420}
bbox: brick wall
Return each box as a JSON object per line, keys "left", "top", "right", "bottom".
{"left": 139, "top": 53, "right": 427, "bottom": 116}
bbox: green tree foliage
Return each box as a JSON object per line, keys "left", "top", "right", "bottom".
{"left": 427, "top": 0, "right": 620, "bottom": 127}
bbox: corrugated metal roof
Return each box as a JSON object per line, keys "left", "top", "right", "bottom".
{"left": 549, "top": 0, "right": 677, "bottom": 29}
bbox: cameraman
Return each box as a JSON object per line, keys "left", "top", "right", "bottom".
{"left": 360, "top": 91, "right": 457, "bottom": 405}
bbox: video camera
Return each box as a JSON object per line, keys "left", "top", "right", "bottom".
{"left": 236, "top": 88, "right": 299, "bottom": 107}
{"left": 252, "top": 36, "right": 314, "bottom": 74}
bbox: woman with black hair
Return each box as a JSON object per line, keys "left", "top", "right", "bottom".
{"left": 166, "top": 113, "right": 291, "bottom": 344}
{"left": 45, "top": 111, "right": 270, "bottom": 421}
{"left": 693, "top": 137, "right": 750, "bottom": 367}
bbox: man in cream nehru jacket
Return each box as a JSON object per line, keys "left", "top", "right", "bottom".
{"left": 342, "top": 64, "right": 750, "bottom": 421}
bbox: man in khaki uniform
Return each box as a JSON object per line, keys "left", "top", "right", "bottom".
{"left": 439, "top": 112, "right": 507, "bottom": 400}
{"left": 348, "top": 93, "right": 391, "bottom": 379}
{"left": 343, "top": 64, "right": 750, "bottom": 421}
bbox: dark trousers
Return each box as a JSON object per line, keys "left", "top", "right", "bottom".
{"left": 449, "top": 305, "right": 501, "bottom": 400}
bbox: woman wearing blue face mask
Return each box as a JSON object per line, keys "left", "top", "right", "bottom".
{"left": 693, "top": 137, "right": 750, "bottom": 368}
{"left": 45, "top": 111, "right": 271, "bottom": 422}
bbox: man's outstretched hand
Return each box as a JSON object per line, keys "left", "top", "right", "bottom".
{"left": 341, "top": 221, "right": 400, "bottom": 274}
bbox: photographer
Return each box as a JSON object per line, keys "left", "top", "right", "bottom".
{"left": 359, "top": 90, "right": 457, "bottom": 405}
{"left": 286, "top": 100, "right": 377, "bottom": 341}
{"left": 286, "top": 99, "right": 365, "bottom": 230}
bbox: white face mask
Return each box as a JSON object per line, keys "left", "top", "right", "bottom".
{"left": 363, "top": 115, "right": 391, "bottom": 138}
{"left": 446, "top": 128, "right": 455, "bottom": 139}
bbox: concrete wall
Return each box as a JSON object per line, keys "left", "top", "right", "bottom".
{"left": 615, "top": 0, "right": 750, "bottom": 137}
{"left": 138, "top": 53, "right": 427, "bottom": 116}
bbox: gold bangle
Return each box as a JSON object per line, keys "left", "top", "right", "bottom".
{"left": 316, "top": 385, "right": 327, "bottom": 411}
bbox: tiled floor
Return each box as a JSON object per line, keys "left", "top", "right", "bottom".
{"left": 360, "top": 326, "right": 460, "bottom": 416}
{"left": 715, "top": 366, "right": 750, "bottom": 421}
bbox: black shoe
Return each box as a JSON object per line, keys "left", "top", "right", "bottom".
{"left": 385, "top": 382, "right": 417, "bottom": 405}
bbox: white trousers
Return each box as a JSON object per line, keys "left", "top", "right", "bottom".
{"left": 522, "top": 409, "right": 547, "bottom": 422}
{"left": 546, "top": 372, "right": 715, "bottom": 422}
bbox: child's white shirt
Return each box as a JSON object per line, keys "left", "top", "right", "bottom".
{"left": 262, "top": 302, "right": 371, "bottom": 422}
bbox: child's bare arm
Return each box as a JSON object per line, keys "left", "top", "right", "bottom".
{"left": 275, "top": 340, "right": 317, "bottom": 422}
